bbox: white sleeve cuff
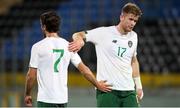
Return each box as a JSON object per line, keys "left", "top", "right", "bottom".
{"left": 71, "top": 53, "right": 82, "bottom": 68}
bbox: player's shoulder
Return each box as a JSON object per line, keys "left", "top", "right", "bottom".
{"left": 130, "top": 30, "right": 137, "bottom": 37}
{"left": 59, "top": 37, "right": 69, "bottom": 43}
{"left": 89, "top": 26, "right": 114, "bottom": 33}
{"left": 90, "top": 25, "right": 109, "bottom": 30}
{"left": 31, "top": 37, "right": 53, "bottom": 49}
{"left": 96, "top": 25, "right": 114, "bottom": 30}
{"left": 57, "top": 37, "right": 70, "bottom": 45}
{"left": 33, "top": 37, "right": 47, "bottom": 46}
{"left": 105, "top": 25, "right": 115, "bottom": 29}
{"left": 31, "top": 38, "right": 45, "bottom": 49}
{"left": 34, "top": 37, "right": 69, "bottom": 45}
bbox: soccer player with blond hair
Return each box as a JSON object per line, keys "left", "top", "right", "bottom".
{"left": 69, "top": 3, "right": 143, "bottom": 107}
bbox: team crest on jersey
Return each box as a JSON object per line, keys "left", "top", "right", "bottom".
{"left": 128, "top": 41, "right": 133, "bottom": 48}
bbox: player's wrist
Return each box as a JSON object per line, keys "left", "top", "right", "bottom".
{"left": 133, "top": 76, "right": 142, "bottom": 89}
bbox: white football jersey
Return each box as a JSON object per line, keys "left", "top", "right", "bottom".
{"left": 86, "top": 26, "right": 138, "bottom": 90}
{"left": 29, "top": 36, "right": 81, "bottom": 103}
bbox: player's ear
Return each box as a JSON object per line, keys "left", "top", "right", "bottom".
{"left": 120, "top": 12, "right": 127, "bottom": 21}
{"left": 42, "top": 25, "right": 46, "bottom": 31}
{"left": 120, "top": 14, "right": 124, "bottom": 21}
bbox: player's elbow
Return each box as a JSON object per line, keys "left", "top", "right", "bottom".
{"left": 26, "top": 73, "right": 36, "bottom": 82}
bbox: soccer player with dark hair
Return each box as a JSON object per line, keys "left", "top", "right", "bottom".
{"left": 24, "top": 11, "right": 111, "bottom": 107}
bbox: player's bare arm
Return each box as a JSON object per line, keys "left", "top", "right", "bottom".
{"left": 68, "top": 31, "right": 86, "bottom": 52}
{"left": 132, "top": 56, "right": 140, "bottom": 77}
{"left": 131, "top": 56, "right": 144, "bottom": 101}
{"left": 77, "top": 62, "right": 112, "bottom": 92}
{"left": 24, "top": 68, "right": 37, "bottom": 107}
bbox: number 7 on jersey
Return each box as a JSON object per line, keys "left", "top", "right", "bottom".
{"left": 53, "top": 49, "right": 64, "bottom": 72}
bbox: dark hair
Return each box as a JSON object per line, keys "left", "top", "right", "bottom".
{"left": 40, "top": 11, "right": 60, "bottom": 32}
{"left": 122, "top": 3, "right": 142, "bottom": 17}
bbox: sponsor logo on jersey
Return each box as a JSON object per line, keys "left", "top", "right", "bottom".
{"left": 112, "top": 40, "right": 117, "bottom": 43}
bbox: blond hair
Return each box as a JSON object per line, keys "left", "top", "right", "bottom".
{"left": 122, "top": 3, "right": 142, "bottom": 17}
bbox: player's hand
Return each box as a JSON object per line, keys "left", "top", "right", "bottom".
{"left": 97, "top": 80, "right": 112, "bottom": 92}
{"left": 24, "top": 95, "right": 33, "bottom": 107}
{"left": 68, "top": 40, "right": 84, "bottom": 52}
{"left": 136, "top": 89, "right": 144, "bottom": 101}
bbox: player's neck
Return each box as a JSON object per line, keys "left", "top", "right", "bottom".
{"left": 116, "top": 24, "right": 128, "bottom": 35}
{"left": 46, "top": 32, "right": 59, "bottom": 38}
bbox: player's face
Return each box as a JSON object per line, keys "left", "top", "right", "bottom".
{"left": 120, "top": 13, "right": 139, "bottom": 32}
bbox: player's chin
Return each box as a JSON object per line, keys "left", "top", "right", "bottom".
{"left": 126, "top": 29, "right": 132, "bottom": 32}
{"left": 129, "top": 27, "right": 134, "bottom": 31}
{"left": 125, "top": 28, "right": 132, "bottom": 32}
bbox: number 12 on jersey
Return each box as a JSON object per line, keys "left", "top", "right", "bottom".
{"left": 53, "top": 49, "right": 64, "bottom": 72}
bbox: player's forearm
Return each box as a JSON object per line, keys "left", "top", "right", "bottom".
{"left": 25, "top": 74, "right": 36, "bottom": 96}
{"left": 132, "top": 56, "right": 140, "bottom": 77}
{"left": 82, "top": 69, "right": 98, "bottom": 87}
{"left": 132, "top": 62, "right": 140, "bottom": 77}
{"left": 78, "top": 63, "right": 99, "bottom": 87}
{"left": 132, "top": 56, "right": 142, "bottom": 89}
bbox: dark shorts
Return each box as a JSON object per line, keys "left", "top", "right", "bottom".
{"left": 96, "top": 89, "right": 139, "bottom": 107}
{"left": 37, "top": 101, "right": 67, "bottom": 107}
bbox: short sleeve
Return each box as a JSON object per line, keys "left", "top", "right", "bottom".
{"left": 133, "top": 33, "right": 138, "bottom": 57}
{"left": 85, "top": 27, "right": 104, "bottom": 44}
{"left": 29, "top": 45, "right": 38, "bottom": 68}
{"left": 70, "top": 52, "right": 82, "bottom": 68}
{"left": 133, "top": 51, "right": 137, "bottom": 57}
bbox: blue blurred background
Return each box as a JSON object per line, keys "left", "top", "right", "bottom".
{"left": 0, "top": 0, "right": 180, "bottom": 107}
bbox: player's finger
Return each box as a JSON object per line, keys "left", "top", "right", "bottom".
{"left": 104, "top": 85, "right": 112, "bottom": 91}
{"left": 25, "top": 101, "right": 31, "bottom": 106}
{"left": 69, "top": 41, "right": 80, "bottom": 46}
{"left": 105, "top": 87, "right": 112, "bottom": 92}
{"left": 99, "top": 80, "right": 107, "bottom": 83}
{"left": 107, "top": 86, "right": 113, "bottom": 90}
{"left": 26, "top": 103, "right": 32, "bottom": 107}
{"left": 69, "top": 43, "right": 80, "bottom": 49}
{"left": 68, "top": 46, "right": 79, "bottom": 52}
{"left": 103, "top": 87, "right": 112, "bottom": 92}
{"left": 138, "top": 92, "right": 143, "bottom": 100}
{"left": 101, "top": 81, "right": 112, "bottom": 86}
{"left": 68, "top": 43, "right": 76, "bottom": 49}
{"left": 106, "top": 84, "right": 113, "bottom": 87}
{"left": 68, "top": 42, "right": 75, "bottom": 46}
{"left": 103, "top": 80, "right": 107, "bottom": 82}
{"left": 68, "top": 42, "right": 77, "bottom": 47}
